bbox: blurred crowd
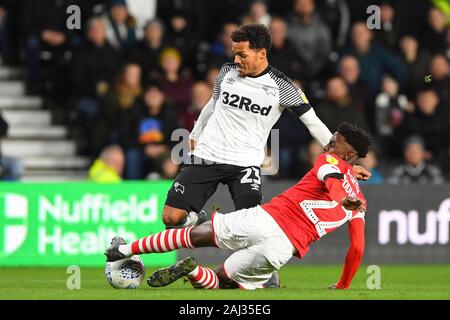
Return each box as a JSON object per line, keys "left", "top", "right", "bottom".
{"left": 0, "top": 0, "right": 449, "bottom": 183}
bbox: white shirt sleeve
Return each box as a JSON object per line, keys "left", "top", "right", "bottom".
{"left": 299, "top": 108, "right": 333, "bottom": 148}
{"left": 189, "top": 96, "right": 215, "bottom": 141}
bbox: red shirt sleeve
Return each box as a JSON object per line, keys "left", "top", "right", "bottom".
{"left": 336, "top": 217, "right": 365, "bottom": 289}
{"left": 325, "top": 177, "right": 347, "bottom": 204}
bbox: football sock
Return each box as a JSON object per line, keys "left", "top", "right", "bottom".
{"left": 183, "top": 211, "right": 199, "bottom": 227}
{"left": 124, "top": 227, "right": 195, "bottom": 255}
{"left": 188, "top": 266, "right": 219, "bottom": 289}
{"left": 164, "top": 212, "right": 199, "bottom": 229}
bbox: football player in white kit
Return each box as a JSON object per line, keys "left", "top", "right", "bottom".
{"left": 162, "top": 23, "right": 370, "bottom": 230}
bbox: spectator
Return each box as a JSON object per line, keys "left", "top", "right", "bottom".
{"left": 390, "top": 0, "right": 431, "bottom": 37}
{"left": 422, "top": 7, "right": 447, "bottom": 54}
{"left": 102, "top": 0, "right": 136, "bottom": 51}
{"left": 287, "top": 0, "right": 332, "bottom": 80}
{"left": 136, "top": 82, "right": 179, "bottom": 179}
{"left": 0, "top": 113, "right": 24, "bottom": 181}
{"left": 357, "top": 150, "right": 383, "bottom": 185}
{"left": 93, "top": 63, "right": 143, "bottom": 178}
{"left": 388, "top": 136, "right": 444, "bottom": 184}
{"left": 338, "top": 55, "right": 374, "bottom": 129}
{"left": 206, "top": 22, "right": 238, "bottom": 68}
{"left": 429, "top": 54, "right": 450, "bottom": 109}
{"left": 375, "top": 76, "right": 409, "bottom": 158}
{"left": 317, "top": 76, "right": 369, "bottom": 132}
{"left": 71, "top": 17, "right": 121, "bottom": 133}
{"left": 159, "top": 47, "right": 194, "bottom": 114}
{"left": 315, "top": 0, "right": 350, "bottom": 50}
{"left": 164, "top": 11, "right": 199, "bottom": 69}
{"left": 20, "top": 0, "right": 81, "bottom": 94}
{"left": 156, "top": 0, "right": 206, "bottom": 43}
{"left": 340, "top": 22, "right": 407, "bottom": 94}
{"left": 399, "top": 89, "right": 449, "bottom": 165}
{"left": 125, "top": 0, "right": 157, "bottom": 40}
{"left": 241, "top": 0, "right": 271, "bottom": 27}
{"left": 181, "top": 81, "right": 211, "bottom": 131}
{"left": 146, "top": 152, "right": 179, "bottom": 180}
{"left": 398, "top": 35, "right": 432, "bottom": 97}
{"left": 88, "top": 145, "right": 124, "bottom": 182}
{"left": 127, "top": 18, "right": 166, "bottom": 81}
{"left": 374, "top": 1, "right": 400, "bottom": 52}
{"left": 268, "top": 16, "right": 302, "bottom": 80}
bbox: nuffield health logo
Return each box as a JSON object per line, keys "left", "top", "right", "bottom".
{"left": 0, "top": 193, "right": 28, "bottom": 257}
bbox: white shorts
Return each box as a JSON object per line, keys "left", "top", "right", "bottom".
{"left": 212, "top": 206, "right": 295, "bottom": 290}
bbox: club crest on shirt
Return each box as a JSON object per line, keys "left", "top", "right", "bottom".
{"left": 226, "top": 77, "right": 236, "bottom": 85}
{"left": 174, "top": 182, "right": 185, "bottom": 194}
{"left": 262, "top": 86, "right": 276, "bottom": 96}
{"left": 326, "top": 155, "right": 339, "bottom": 165}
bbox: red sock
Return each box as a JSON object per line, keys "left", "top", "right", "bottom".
{"left": 188, "top": 266, "right": 219, "bottom": 289}
{"left": 131, "top": 227, "right": 195, "bottom": 254}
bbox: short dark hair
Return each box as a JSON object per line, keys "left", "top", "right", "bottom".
{"left": 337, "top": 122, "right": 371, "bottom": 158}
{"left": 231, "top": 23, "right": 272, "bottom": 51}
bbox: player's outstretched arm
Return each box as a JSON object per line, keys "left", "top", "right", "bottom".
{"left": 299, "top": 108, "right": 333, "bottom": 148}
{"left": 329, "top": 218, "right": 365, "bottom": 289}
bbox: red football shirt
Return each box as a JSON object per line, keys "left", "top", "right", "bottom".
{"left": 262, "top": 152, "right": 366, "bottom": 258}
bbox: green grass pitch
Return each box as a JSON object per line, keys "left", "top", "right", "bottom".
{"left": 1, "top": 265, "right": 450, "bottom": 300}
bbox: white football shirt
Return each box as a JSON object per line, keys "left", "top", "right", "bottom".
{"left": 190, "top": 62, "right": 331, "bottom": 167}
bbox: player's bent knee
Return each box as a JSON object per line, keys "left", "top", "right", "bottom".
{"left": 214, "top": 265, "right": 239, "bottom": 289}
{"left": 162, "top": 206, "right": 187, "bottom": 225}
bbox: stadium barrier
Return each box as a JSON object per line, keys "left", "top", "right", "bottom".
{"left": 1, "top": 181, "right": 449, "bottom": 266}
{"left": 0, "top": 182, "right": 175, "bottom": 267}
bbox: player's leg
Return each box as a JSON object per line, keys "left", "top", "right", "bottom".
{"left": 224, "top": 167, "right": 287, "bottom": 288}
{"left": 163, "top": 158, "right": 223, "bottom": 228}
{"left": 220, "top": 248, "right": 278, "bottom": 290}
{"left": 225, "top": 165, "right": 262, "bottom": 210}
{"left": 143, "top": 207, "right": 284, "bottom": 289}
{"left": 104, "top": 221, "right": 216, "bottom": 262}
{"left": 148, "top": 256, "right": 220, "bottom": 289}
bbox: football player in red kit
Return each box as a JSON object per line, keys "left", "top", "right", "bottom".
{"left": 105, "top": 122, "right": 370, "bottom": 290}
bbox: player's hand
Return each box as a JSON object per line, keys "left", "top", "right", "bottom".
{"left": 353, "top": 165, "right": 371, "bottom": 181}
{"left": 341, "top": 196, "right": 366, "bottom": 211}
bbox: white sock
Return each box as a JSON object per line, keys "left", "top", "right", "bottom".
{"left": 182, "top": 211, "right": 198, "bottom": 227}
{"left": 118, "top": 244, "right": 132, "bottom": 257}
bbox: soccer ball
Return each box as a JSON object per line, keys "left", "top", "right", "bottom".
{"left": 105, "top": 255, "right": 145, "bottom": 289}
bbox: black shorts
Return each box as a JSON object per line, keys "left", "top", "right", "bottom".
{"left": 166, "top": 156, "right": 262, "bottom": 212}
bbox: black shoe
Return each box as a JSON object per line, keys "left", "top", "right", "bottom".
{"left": 263, "top": 271, "right": 280, "bottom": 288}
{"left": 147, "top": 257, "right": 198, "bottom": 287}
{"left": 104, "top": 236, "right": 127, "bottom": 262}
{"left": 196, "top": 210, "right": 208, "bottom": 225}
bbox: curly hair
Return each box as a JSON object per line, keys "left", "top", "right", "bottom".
{"left": 231, "top": 23, "right": 272, "bottom": 51}
{"left": 337, "top": 122, "right": 371, "bottom": 158}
